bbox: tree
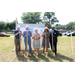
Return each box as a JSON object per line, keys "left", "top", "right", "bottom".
{"left": 4, "top": 22, "right": 9, "bottom": 32}
{"left": 9, "top": 21, "right": 16, "bottom": 30}
{"left": 44, "top": 12, "right": 59, "bottom": 29}
{"left": 21, "top": 12, "right": 42, "bottom": 24}
{"left": 72, "top": 25, "right": 75, "bottom": 30}
{"left": 65, "top": 22, "right": 75, "bottom": 30}
{"left": 55, "top": 22, "right": 75, "bottom": 30}
{"left": 0, "top": 21, "right": 5, "bottom": 32}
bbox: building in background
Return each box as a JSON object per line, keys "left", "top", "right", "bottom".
{"left": 16, "top": 23, "right": 45, "bottom": 37}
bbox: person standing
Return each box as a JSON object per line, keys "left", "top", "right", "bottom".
{"left": 32, "top": 27, "right": 40, "bottom": 55}
{"left": 14, "top": 25, "right": 22, "bottom": 55}
{"left": 42, "top": 27, "right": 50, "bottom": 53}
{"left": 49, "top": 25, "right": 58, "bottom": 56}
{"left": 23, "top": 25, "right": 32, "bottom": 56}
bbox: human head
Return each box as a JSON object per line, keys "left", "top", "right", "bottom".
{"left": 34, "top": 27, "right": 38, "bottom": 33}
{"left": 44, "top": 27, "right": 49, "bottom": 32}
{"left": 25, "top": 25, "right": 29, "bottom": 31}
{"left": 17, "top": 25, "right": 20, "bottom": 31}
{"left": 52, "top": 25, "right": 55, "bottom": 30}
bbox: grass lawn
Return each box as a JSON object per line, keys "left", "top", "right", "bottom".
{"left": 0, "top": 36, "right": 75, "bottom": 62}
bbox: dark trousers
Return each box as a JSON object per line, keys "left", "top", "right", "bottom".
{"left": 50, "top": 42, "right": 57, "bottom": 55}
{"left": 14, "top": 38, "right": 21, "bottom": 53}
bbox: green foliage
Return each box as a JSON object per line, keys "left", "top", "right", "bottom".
{"left": 44, "top": 12, "right": 59, "bottom": 29}
{"left": 0, "top": 20, "right": 16, "bottom": 32}
{"left": 4, "top": 22, "right": 9, "bottom": 32}
{"left": 55, "top": 24, "right": 66, "bottom": 30}
{"left": 72, "top": 25, "right": 75, "bottom": 30}
{"left": 55, "top": 22, "right": 75, "bottom": 30}
{"left": 65, "top": 22, "right": 75, "bottom": 30}
{"left": 9, "top": 21, "right": 16, "bottom": 30}
{"left": 21, "top": 12, "right": 42, "bottom": 24}
{"left": 0, "top": 21, "right": 5, "bottom": 32}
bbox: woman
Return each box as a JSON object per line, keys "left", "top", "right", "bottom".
{"left": 42, "top": 27, "right": 50, "bottom": 53}
{"left": 32, "top": 27, "right": 40, "bottom": 55}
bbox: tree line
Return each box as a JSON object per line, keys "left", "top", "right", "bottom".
{"left": 0, "top": 21, "right": 16, "bottom": 32}
{"left": 55, "top": 22, "right": 75, "bottom": 30}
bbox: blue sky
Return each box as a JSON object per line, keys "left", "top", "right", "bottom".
{"left": 0, "top": 12, "right": 75, "bottom": 25}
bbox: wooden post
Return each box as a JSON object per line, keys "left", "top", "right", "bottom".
{"left": 16, "top": 18, "right": 17, "bottom": 24}
{"left": 71, "top": 30, "right": 75, "bottom": 61}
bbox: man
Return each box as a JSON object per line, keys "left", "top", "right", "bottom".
{"left": 14, "top": 25, "right": 22, "bottom": 55}
{"left": 49, "top": 25, "right": 58, "bottom": 55}
{"left": 23, "top": 25, "right": 32, "bottom": 56}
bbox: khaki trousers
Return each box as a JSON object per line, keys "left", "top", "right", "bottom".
{"left": 14, "top": 38, "right": 21, "bottom": 53}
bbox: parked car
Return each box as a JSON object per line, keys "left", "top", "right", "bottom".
{"left": 67, "top": 32, "right": 73, "bottom": 36}
{"left": 0, "top": 33, "right": 10, "bottom": 37}
{"left": 67, "top": 32, "right": 75, "bottom": 36}
{"left": 63, "top": 31, "right": 70, "bottom": 36}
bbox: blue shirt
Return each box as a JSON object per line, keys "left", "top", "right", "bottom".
{"left": 14, "top": 30, "right": 22, "bottom": 38}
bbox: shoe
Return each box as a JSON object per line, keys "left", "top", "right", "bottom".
{"left": 16, "top": 52, "right": 18, "bottom": 55}
{"left": 29, "top": 53, "right": 31, "bottom": 56}
{"left": 55, "top": 53, "right": 57, "bottom": 56}
{"left": 24, "top": 54, "right": 28, "bottom": 58}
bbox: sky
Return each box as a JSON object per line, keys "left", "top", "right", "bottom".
{"left": 0, "top": 11, "right": 75, "bottom": 25}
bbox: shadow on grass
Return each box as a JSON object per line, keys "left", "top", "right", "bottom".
{"left": 48, "top": 50, "right": 73, "bottom": 62}
{"left": 29, "top": 50, "right": 50, "bottom": 62}
{"left": 16, "top": 50, "right": 50, "bottom": 62}
{"left": 16, "top": 50, "right": 27, "bottom": 62}
{"left": 16, "top": 50, "right": 73, "bottom": 62}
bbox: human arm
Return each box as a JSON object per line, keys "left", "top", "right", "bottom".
{"left": 28, "top": 31, "right": 32, "bottom": 37}
{"left": 14, "top": 31, "right": 18, "bottom": 36}
{"left": 18, "top": 31, "right": 22, "bottom": 36}
{"left": 42, "top": 32, "right": 46, "bottom": 37}
{"left": 32, "top": 33, "right": 37, "bottom": 39}
{"left": 32, "top": 34, "right": 35, "bottom": 39}
{"left": 23, "top": 31, "right": 27, "bottom": 37}
{"left": 45, "top": 33, "right": 50, "bottom": 39}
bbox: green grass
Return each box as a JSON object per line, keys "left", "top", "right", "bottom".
{"left": 0, "top": 36, "right": 75, "bottom": 62}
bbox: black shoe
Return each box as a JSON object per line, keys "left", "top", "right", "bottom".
{"left": 55, "top": 53, "right": 57, "bottom": 56}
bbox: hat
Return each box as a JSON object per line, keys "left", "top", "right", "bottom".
{"left": 44, "top": 27, "right": 49, "bottom": 31}
{"left": 34, "top": 27, "right": 38, "bottom": 31}
{"left": 17, "top": 25, "right": 20, "bottom": 28}
{"left": 44, "top": 27, "right": 48, "bottom": 30}
{"left": 52, "top": 25, "right": 55, "bottom": 27}
{"left": 25, "top": 25, "right": 29, "bottom": 28}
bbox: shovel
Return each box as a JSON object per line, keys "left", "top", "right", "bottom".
{"left": 51, "top": 34, "right": 55, "bottom": 56}
{"left": 44, "top": 32, "right": 48, "bottom": 57}
{"left": 71, "top": 30, "right": 75, "bottom": 61}
{"left": 24, "top": 32, "right": 29, "bottom": 58}
{"left": 18, "top": 32, "right": 23, "bottom": 56}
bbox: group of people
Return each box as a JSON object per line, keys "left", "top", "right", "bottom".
{"left": 14, "top": 24, "right": 58, "bottom": 56}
